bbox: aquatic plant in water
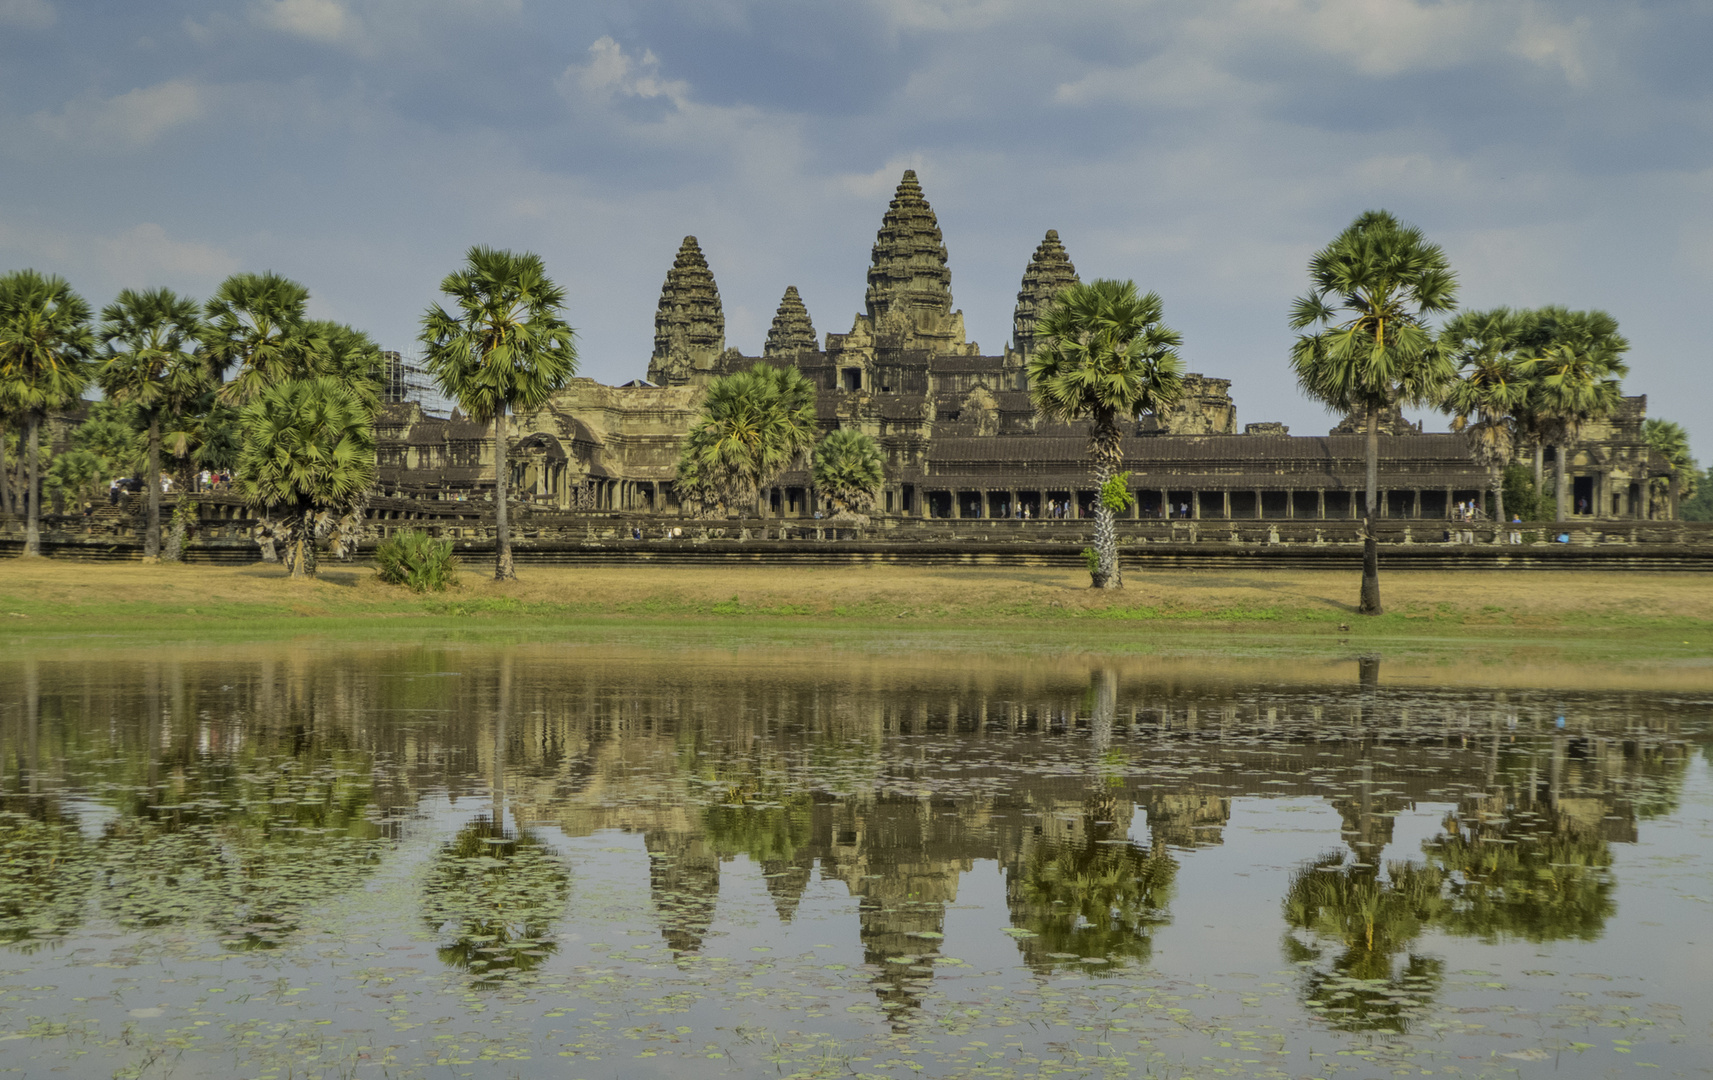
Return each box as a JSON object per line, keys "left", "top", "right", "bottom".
{"left": 0, "top": 809, "right": 95, "bottom": 950}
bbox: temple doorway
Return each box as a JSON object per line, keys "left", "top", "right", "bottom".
{"left": 1573, "top": 476, "right": 1595, "bottom": 514}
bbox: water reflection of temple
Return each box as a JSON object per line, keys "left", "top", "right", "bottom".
{"left": 2, "top": 649, "right": 1703, "bottom": 1021}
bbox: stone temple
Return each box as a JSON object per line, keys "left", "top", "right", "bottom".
{"left": 375, "top": 170, "right": 1679, "bottom": 522}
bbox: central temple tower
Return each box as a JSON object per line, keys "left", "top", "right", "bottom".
{"left": 836, "top": 170, "right": 976, "bottom": 356}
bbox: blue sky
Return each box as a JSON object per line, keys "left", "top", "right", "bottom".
{"left": 3, "top": 0, "right": 1709, "bottom": 448}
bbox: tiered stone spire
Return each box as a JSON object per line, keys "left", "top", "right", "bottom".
{"left": 763, "top": 285, "right": 818, "bottom": 358}
{"left": 648, "top": 236, "right": 725, "bottom": 386}
{"left": 863, "top": 170, "right": 953, "bottom": 328}
{"left": 1012, "top": 229, "right": 1079, "bottom": 355}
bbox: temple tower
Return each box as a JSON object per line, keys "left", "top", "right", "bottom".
{"left": 648, "top": 236, "right": 725, "bottom": 386}
{"left": 1012, "top": 229, "right": 1079, "bottom": 356}
{"left": 855, "top": 170, "right": 969, "bottom": 351}
{"left": 763, "top": 285, "right": 818, "bottom": 359}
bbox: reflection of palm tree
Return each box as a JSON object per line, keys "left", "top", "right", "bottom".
{"left": 1006, "top": 796, "right": 1176, "bottom": 971}
{"left": 1282, "top": 855, "right": 1446, "bottom": 1032}
{"left": 1423, "top": 809, "right": 1614, "bottom": 943}
{"left": 98, "top": 746, "right": 389, "bottom": 949}
{"left": 421, "top": 815, "right": 569, "bottom": 987}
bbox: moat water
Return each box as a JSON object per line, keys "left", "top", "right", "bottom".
{"left": 2, "top": 644, "right": 1710, "bottom": 1079}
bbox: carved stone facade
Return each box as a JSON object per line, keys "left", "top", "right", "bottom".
{"left": 373, "top": 171, "right": 1681, "bottom": 521}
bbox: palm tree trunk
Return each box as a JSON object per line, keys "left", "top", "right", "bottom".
{"left": 493, "top": 408, "right": 515, "bottom": 580}
{"left": 23, "top": 413, "right": 41, "bottom": 557}
{"left": 1359, "top": 403, "right": 1381, "bottom": 615}
{"left": 1554, "top": 443, "right": 1568, "bottom": 522}
{"left": 144, "top": 416, "right": 161, "bottom": 560}
{"left": 163, "top": 464, "right": 189, "bottom": 562}
{"left": 1492, "top": 461, "right": 1505, "bottom": 535}
{"left": 1089, "top": 409, "right": 1122, "bottom": 590}
{"left": 0, "top": 418, "right": 11, "bottom": 516}
{"left": 1533, "top": 442, "right": 1543, "bottom": 494}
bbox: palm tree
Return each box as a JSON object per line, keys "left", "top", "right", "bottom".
{"left": 97, "top": 287, "right": 209, "bottom": 559}
{"left": 204, "top": 272, "right": 314, "bottom": 406}
{"left": 237, "top": 377, "right": 376, "bottom": 578}
{"left": 1029, "top": 279, "right": 1183, "bottom": 589}
{"left": 421, "top": 247, "right": 577, "bottom": 580}
{"left": 301, "top": 319, "right": 386, "bottom": 413}
{"left": 1518, "top": 307, "right": 1628, "bottom": 521}
{"left": 676, "top": 362, "right": 817, "bottom": 517}
{"left": 810, "top": 428, "right": 885, "bottom": 521}
{"left": 1289, "top": 211, "right": 1457, "bottom": 615}
{"left": 1440, "top": 308, "right": 1534, "bottom": 525}
{"left": 0, "top": 270, "right": 96, "bottom": 556}
{"left": 1641, "top": 419, "right": 1696, "bottom": 518}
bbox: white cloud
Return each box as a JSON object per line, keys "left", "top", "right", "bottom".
{"left": 252, "top": 0, "right": 357, "bottom": 43}
{"left": 33, "top": 80, "right": 207, "bottom": 149}
{"left": 561, "top": 36, "right": 691, "bottom": 107}
{"left": 0, "top": 0, "right": 55, "bottom": 29}
{"left": 1510, "top": 9, "right": 1591, "bottom": 86}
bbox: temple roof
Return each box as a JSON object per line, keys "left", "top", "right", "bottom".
{"left": 1013, "top": 229, "right": 1079, "bottom": 355}
{"left": 651, "top": 236, "right": 725, "bottom": 377}
{"left": 864, "top": 170, "right": 953, "bottom": 326}
{"left": 763, "top": 285, "right": 818, "bottom": 358}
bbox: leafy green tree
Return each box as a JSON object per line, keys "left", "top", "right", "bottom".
{"left": 237, "top": 377, "right": 376, "bottom": 578}
{"left": 421, "top": 247, "right": 578, "bottom": 580}
{"left": 810, "top": 427, "right": 885, "bottom": 520}
{"left": 1641, "top": 418, "right": 1696, "bottom": 517}
{"left": 1029, "top": 279, "right": 1184, "bottom": 589}
{"left": 97, "top": 287, "right": 210, "bottom": 559}
{"left": 301, "top": 319, "right": 386, "bottom": 413}
{"left": 1680, "top": 466, "right": 1713, "bottom": 521}
{"left": 1500, "top": 462, "right": 1550, "bottom": 522}
{"left": 1290, "top": 210, "right": 1457, "bottom": 615}
{"left": 0, "top": 270, "right": 96, "bottom": 555}
{"left": 1440, "top": 308, "right": 1534, "bottom": 523}
{"left": 676, "top": 362, "right": 817, "bottom": 517}
{"left": 1517, "top": 307, "right": 1628, "bottom": 521}
{"left": 204, "top": 272, "right": 314, "bottom": 406}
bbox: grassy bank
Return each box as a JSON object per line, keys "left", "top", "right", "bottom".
{"left": 4, "top": 557, "right": 1712, "bottom": 672}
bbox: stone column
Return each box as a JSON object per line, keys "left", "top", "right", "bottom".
{"left": 1222, "top": 490, "right": 1231, "bottom": 519}
{"left": 1444, "top": 487, "right": 1453, "bottom": 518}
{"left": 1254, "top": 490, "right": 1263, "bottom": 519}
{"left": 1286, "top": 491, "right": 1295, "bottom": 519}
{"left": 1159, "top": 489, "right": 1169, "bottom": 519}
{"left": 1191, "top": 491, "right": 1201, "bottom": 519}
{"left": 1412, "top": 489, "right": 1422, "bottom": 519}
{"left": 1316, "top": 489, "right": 1326, "bottom": 519}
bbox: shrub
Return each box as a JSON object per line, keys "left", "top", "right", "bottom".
{"left": 375, "top": 529, "right": 459, "bottom": 593}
